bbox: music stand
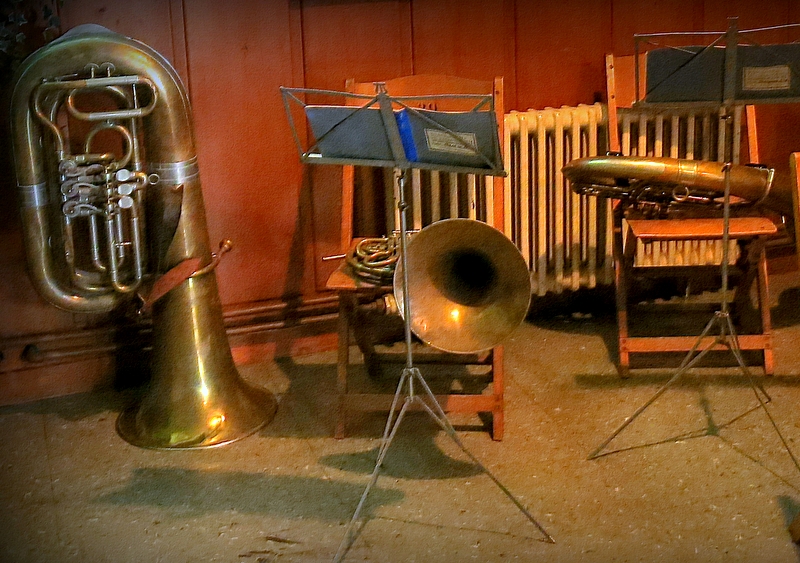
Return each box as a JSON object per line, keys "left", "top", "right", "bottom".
{"left": 588, "top": 19, "right": 800, "bottom": 478}
{"left": 281, "top": 83, "right": 554, "bottom": 561}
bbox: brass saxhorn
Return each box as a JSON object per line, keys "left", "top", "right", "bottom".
{"left": 393, "top": 219, "right": 531, "bottom": 354}
{"left": 563, "top": 155, "right": 795, "bottom": 217}
{"left": 10, "top": 24, "right": 277, "bottom": 449}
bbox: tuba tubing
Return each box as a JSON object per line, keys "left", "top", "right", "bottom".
{"left": 562, "top": 155, "right": 794, "bottom": 216}
{"left": 11, "top": 25, "right": 199, "bottom": 312}
{"left": 10, "top": 25, "right": 277, "bottom": 449}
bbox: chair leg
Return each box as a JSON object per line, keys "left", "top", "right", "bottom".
{"left": 732, "top": 238, "right": 774, "bottom": 376}
{"left": 335, "top": 294, "right": 354, "bottom": 439}
{"left": 755, "top": 242, "right": 774, "bottom": 376}
{"left": 613, "top": 210, "right": 632, "bottom": 377}
{"left": 491, "top": 345, "right": 504, "bottom": 441}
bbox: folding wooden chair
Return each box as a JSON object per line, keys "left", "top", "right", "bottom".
{"left": 326, "top": 75, "right": 509, "bottom": 439}
{"left": 605, "top": 54, "right": 780, "bottom": 377}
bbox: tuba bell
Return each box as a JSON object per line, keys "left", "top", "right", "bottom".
{"left": 392, "top": 219, "right": 532, "bottom": 354}
{"left": 10, "top": 24, "right": 277, "bottom": 449}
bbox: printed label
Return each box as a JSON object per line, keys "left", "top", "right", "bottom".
{"left": 425, "top": 129, "right": 478, "bottom": 155}
{"left": 742, "top": 65, "right": 791, "bottom": 91}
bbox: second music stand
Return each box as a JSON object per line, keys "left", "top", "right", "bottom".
{"left": 588, "top": 19, "right": 800, "bottom": 478}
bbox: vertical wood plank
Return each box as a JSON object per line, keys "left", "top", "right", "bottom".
{"left": 516, "top": 0, "right": 612, "bottom": 110}
{"left": 410, "top": 0, "right": 506, "bottom": 79}
{"left": 611, "top": 0, "right": 704, "bottom": 56}
{"left": 60, "top": 0, "right": 177, "bottom": 63}
{"left": 183, "top": 0, "right": 309, "bottom": 304}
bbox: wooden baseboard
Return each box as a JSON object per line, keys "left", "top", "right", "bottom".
{"left": 0, "top": 356, "right": 116, "bottom": 407}
{"left": 0, "top": 302, "right": 339, "bottom": 407}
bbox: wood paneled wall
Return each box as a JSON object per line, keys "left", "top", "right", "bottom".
{"left": 1, "top": 0, "right": 799, "bottom": 402}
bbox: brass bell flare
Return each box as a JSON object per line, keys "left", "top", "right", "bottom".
{"left": 116, "top": 274, "right": 278, "bottom": 450}
{"left": 395, "top": 218, "right": 531, "bottom": 354}
{"left": 117, "top": 375, "right": 277, "bottom": 450}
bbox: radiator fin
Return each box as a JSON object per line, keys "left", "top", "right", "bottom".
{"left": 504, "top": 103, "right": 612, "bottom": 296}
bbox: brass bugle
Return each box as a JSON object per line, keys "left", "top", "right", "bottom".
{"left": 563, "top": 155, "right": 794, "bottom": 216}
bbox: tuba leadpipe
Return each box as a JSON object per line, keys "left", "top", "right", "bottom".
{"left": 563, "top": 155, "right": 795, "bottom": 217}
{"left": 10, "top": 24, "right": 277, "bottom": 449}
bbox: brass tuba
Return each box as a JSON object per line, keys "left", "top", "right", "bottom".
{"left": 10, "top": 24, "right": 277, "bottom": 449}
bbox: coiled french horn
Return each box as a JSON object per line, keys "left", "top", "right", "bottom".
{"left": 10, "top": 25, "right": 277, "bottom": 449}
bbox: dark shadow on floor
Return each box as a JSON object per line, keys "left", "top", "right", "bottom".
{"left": 773, "top": 286, "right": 800, "bottom": 329}
{"left": 318, "top": 416, "right": 482, "bottom": 480}
{"left": 94, "top": 467, "right": 403, "bottom": 521}
{"left": 255, "top": 357, "right": 339, "bottom": 439}
{"left": 527, "top": 286, "right": 617, "bottom": 327}
{"left": 266, "top": 356, "right": 486, "bottom": 480}
{"left": 526, "top": 286, "right": 619, "bottom": 362}
{"left": 525, "top": 279, "right": 800, "bottom": 373}
{"left": 777, "top": 494, "right": 800, "bottom": 560}
{"left": 778, "top": 495, "right": 800, "bottom": 527}
{"left": 266, "top": 355, "right": 494, "bottom": 442}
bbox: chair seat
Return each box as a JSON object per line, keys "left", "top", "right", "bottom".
{"left": 325, "top": 260, "right": 391, "bottom": 293}
{"left": 616, "top": 212, "right": 777, "bottom": 377}
{"left": 627, "top": 217, "right": 778, "bottom": 241}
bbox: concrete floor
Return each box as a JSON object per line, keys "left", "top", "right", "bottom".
{"left": 2, "top": 272, "right": 800, "bottom": 563}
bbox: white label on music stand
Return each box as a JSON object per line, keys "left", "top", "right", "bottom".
{"left": 424, "top": 129, "right": 478, "bottom": 155}
{"left": 742, "top": 65, "right": 791, "bottom": 91}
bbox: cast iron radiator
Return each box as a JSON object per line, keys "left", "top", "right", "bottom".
{"left": 503, "top": 103, "right": 614, "bottom": 296}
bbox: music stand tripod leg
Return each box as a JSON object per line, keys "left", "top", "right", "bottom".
{"left": 333, "top": 368, "right": 416, "bottom": 563}
{"left": 409, "top": 367, "right": 556, "bottom": 543}
{"left": 722, "top": 314, "right": 800, "bottom": 474}
{"left": 588, "top": 310, "right": 726, "bottom": 460}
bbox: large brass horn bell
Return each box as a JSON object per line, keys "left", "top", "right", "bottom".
{"left": 394, "top": 219, "right": 531, "bottom": 353}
